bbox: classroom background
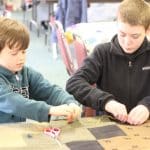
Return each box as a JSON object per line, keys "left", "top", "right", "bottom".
{"left": 0, "top": 0, "right": 121, "bottom": 88}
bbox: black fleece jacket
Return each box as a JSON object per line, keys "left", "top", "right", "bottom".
{"left": 66, "top": 35, "right": 150, "bottom": 113}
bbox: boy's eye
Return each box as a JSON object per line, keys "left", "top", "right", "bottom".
{"left": 11, "top": 52, "right": 18, "bottom": 56}
{"left": 119, "top": 32, "right": 126, "bottom": 37}
{"left": 10, "top": 50, "right": 26, "bottom": 55}
{"left": 22, "top": 50, "right": 26, "bottom": 54}
{"left": 131, "top": 35, "right": 140, "bottom": 39}
{"left": 121, "top": 34, "right": 126, "bottom": 37}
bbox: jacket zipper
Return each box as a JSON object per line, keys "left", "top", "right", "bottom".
{"left": 128, "top": 60, "right": 132, "bottom": 111}
{"left": 128, "top": 61, "right": 132, "bottom": 68}
{"left": 15, "top": 74, "right": 20, "bottom": 81}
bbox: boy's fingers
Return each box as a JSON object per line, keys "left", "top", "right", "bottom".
{"left": 67, "top": 114, "right": 74, "bottom": 123}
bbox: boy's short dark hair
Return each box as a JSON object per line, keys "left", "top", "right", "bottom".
{"left": 0, "top": 17, "right": 30, "bottom": 51}
{"left": 117, "top": 0, "right": 150, "bottom": 30}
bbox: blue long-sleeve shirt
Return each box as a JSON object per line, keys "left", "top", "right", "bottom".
{"left": 0, "top": 66, "right": 78, "bottom": 123}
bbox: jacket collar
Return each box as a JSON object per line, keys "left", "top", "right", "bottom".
{"left": 0, "top": 65, "right": 21, "bottom": 77}
{"left": 110, "top": 34, "right": 150, "bottom": 58}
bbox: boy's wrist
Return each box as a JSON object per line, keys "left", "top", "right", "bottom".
{"left": 49, "top": 106, "right": 54, "bottom": 115}
{"left": 105, "top": 99, "right": 116, "bottom": 111}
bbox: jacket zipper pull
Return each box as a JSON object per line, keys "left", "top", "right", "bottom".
{"left": 15, "top": 74, "right": 19, "bottom": 81}
{"left": 128, "top": 61, "right": 132, "bottom": 67}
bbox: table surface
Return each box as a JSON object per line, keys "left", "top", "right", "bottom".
{"left": 0, "top": 116, "right": 150, "bottom": 150}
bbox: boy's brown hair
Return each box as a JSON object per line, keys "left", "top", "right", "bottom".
{"left": 0, "top": 17, "right": 30, "bottom": 52}
{"left": 117, "top": 0, "right": 150, "bottom": 30}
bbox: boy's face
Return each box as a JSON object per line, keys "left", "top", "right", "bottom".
{"left": 0, "top": 45, "right": 26, "bottom": 73}
{"left": 117, "top": 20, "right": 146, "bottom": 54}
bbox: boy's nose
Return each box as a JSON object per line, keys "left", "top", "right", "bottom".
{"left": 124, "top": 37, "right": 132, "bottom": 47}
{"left": 18, "top": 52, "right": 25, "bottom": 60}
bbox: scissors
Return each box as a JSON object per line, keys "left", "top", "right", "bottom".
{"left": 44, "top": 127, "right": 61, "bottom": 138}
{"left": 44, "top": 127, "right": 62, "bottom": 146}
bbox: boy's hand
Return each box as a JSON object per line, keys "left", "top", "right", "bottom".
{"left": 67, "top": 103, "right": 82, "bottom": 123}
{"left": 105, "top": 100, "right": 128, "bottom": 122}
{"left": 49, "top": 103, "right": 82, "bottom": 123}
{"left": 49, "top": 104, "right": 73, "bottom": 119}
{"left": 127, "top": 105, "right": 149, "bottom": 125}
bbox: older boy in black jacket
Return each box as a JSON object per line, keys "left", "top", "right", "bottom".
{"left": 66, "top": 0, "right": 150, "bottom": 125}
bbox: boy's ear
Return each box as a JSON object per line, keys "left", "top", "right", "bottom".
{"left": 146, "top": 25, "right": 150, "bottom": 40}
{"left": 0, "top": 39, "right": 5, "bottom": 51}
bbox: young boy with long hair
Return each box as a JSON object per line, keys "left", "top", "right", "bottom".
{"left": 0, "top": 17, "right": 81, "bottom": 123}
